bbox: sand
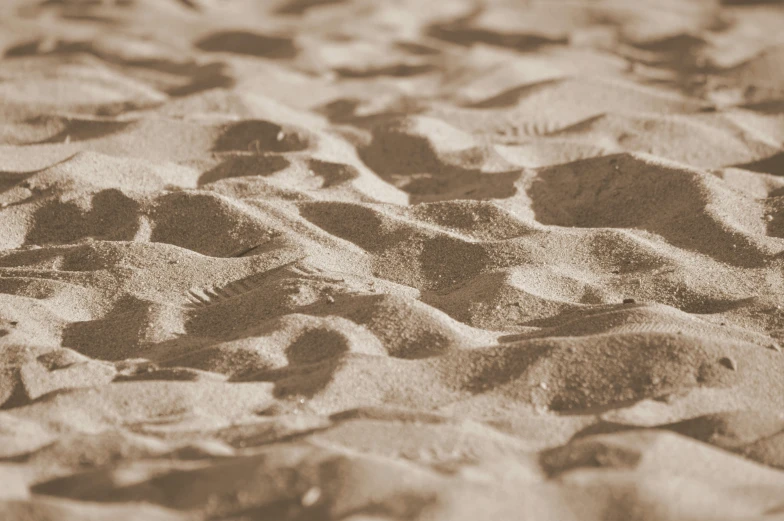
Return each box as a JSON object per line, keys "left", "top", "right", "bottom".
{"left": 0, "top": 0, "right": 783, "bottom": 519}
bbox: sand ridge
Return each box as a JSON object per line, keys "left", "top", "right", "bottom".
{"left": 1, "top": 0, "right": 784, "bottom": 519}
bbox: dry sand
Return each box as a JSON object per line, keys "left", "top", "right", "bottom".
{"left": 1, "top": 0, "right": 784, "bottom": 519}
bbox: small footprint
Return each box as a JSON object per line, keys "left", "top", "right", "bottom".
{"left": 184, "top": 258, "right": 304, "bottom": 309}
{"left": 183, "top": 258, "right": 351, "bottom": 308}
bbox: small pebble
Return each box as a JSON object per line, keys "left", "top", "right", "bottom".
{"left": 768, "top": 343, "right": 781, "bottom": 352}
{"left": 301, "top": 487, "right": 321, "bottom": 507}
{"left": 276, "top": 130, "right": 285, "bottom": 141}
{"left": 325, "top": 295, "right": 335, "bottom": 304}
{"left": 766, "top": 215, "right": 774, "bottom": 222}
{"left": 534, "top": 404, "right": 549, "bottom": 414}
{"left": 718, "top": 357, "right": 737, "bottom": 370}
{"left": 538, "top": 382, "right": 548, "bottom": 390}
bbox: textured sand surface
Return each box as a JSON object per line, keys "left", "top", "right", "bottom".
{"left": 1, "top": 0, "right": 784, "bottom": 519}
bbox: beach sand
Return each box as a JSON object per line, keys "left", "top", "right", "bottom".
{"left": 1, "top": 0, "right": 784, "bottom": 519}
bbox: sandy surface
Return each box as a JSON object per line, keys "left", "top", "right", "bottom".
{"left": 1, "top": 0, "right": 784, "bottom": 519}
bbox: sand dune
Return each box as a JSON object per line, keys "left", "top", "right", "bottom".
{"left": 1, "top": 0, "right": 784, "bottom": 519}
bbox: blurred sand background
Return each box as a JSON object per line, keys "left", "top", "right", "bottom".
{"left": 1, "top": 0, "right": 784, "bottom": 519}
